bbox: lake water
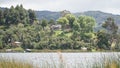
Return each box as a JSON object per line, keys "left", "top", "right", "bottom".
{"left": 0, "top": 52, "right": 120, "bottom": 68}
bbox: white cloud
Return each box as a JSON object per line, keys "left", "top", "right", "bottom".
{"left": 0, "top": 0, "right": 120, "bottom": 14}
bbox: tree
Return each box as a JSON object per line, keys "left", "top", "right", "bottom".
{"left": 102, "top": 17, "right": 118, "bottom": 50}
{"left": 41, "top": 19, "right": 48, "bottom": 30}
{"left": 28, "top": 9, "right": 36, "bottom": 24}
{"left": 65, "top": 14, "right": 76, "bottom": 28}
{"left": 73, "top": 20, "right": 80, "bottom": 31}
{"left": 15, "top": 5, "right": 20, "bottom": 10}
{"left": 15, "top": 4, "right": 29, "bottom": 24}
{"left": 102, "top": 17, "right": 118, "bottom": 34}
{"left": 0, "top": 8, "right": 4, "bottom": 25}
{"left": 5, "top": 5, "right": 26, "bottom": 25}
{"left": 57, "top": 17, "right": 69, "bottom": 30}
{"left": 3, "top": 8, "right": 9, "bottom": 25}
{"left": 48, "top": 19, "right": 55, "bottom": 25}
{"left": 77, "top": 15, "right": 96, "bottom": 33}
{"left": 8, "top": 6, "right": 16, "bottom": 24}
{"left": 21, "top": 38, "right": 34, "bottom": 49}
{"left": 76, "top": 15, "right": 96, "bottom": 41}
{"left": 97, "top": 30, "right": 110, "bottom": 49}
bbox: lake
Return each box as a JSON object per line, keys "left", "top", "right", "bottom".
{"left": 0, "top": 52, "right": 120, "bottom": 68}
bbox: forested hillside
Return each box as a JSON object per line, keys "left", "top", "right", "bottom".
{"left": 35, "top": 11, "right": 61, "bottom": 20}
{"left": 0, "top": 5, "right": 120, "bottom": 52}
{"left": 75, "top": 11, "right": 120, "bottom": 26}
{"left": 35, "top": 10, "right": 120, "bottom": 26}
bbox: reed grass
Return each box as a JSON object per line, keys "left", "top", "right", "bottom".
{"left": 93, "top": 53, "right": 120, "bottom": 68}
{"left": 0, "top": 53, "right": 120, "bottom": 68}
{"left": 0, "top": 57, "right": 34, "bottom": 68}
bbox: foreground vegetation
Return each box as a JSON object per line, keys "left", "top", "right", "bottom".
{"left": 0, "top": 57, "right": 34, "bottom": 68}
{"left": 0, "top": 53, "right": 120, "bottom": 68}
{"left": 93, "top": 54, "right": 120, "bottom": 68}
{"left": 0, "top": 5, "right": 120, "bottom": 52}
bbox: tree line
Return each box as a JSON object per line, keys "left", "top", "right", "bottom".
{"left": 0, "top": 4, "right": 36, "bottom": 25}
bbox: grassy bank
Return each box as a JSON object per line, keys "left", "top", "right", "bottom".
{"left": 31, "top": 49, "right": 89, "bottom": 52}
{"left": 0, "top": 49, "right": 87, "bottom": 53}
{"left": 31, "top": 49, "right": 119, "bottom": 52}
{"left": 0, "top": 49, "right": 119, "bottom": 53}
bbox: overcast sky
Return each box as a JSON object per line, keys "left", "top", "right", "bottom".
{"left": 0, "top": 0, "right": 120, "bottom": 15}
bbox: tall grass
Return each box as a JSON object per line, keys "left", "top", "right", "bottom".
{"left": 93, "top": 53, "right": 120, "bottom": 68}
{"left": 0, "top": 57, "right": 34, "bottom": 68}
{"left": 0, "top": 53, "right": 120, "bottom": 68}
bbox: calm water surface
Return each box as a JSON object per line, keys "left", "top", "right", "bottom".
{"left": 0, "top": 52, "right": 120, "bottom": 68}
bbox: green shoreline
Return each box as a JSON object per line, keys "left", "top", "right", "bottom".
{"left": 0, "top": 49, "right": 119, "bottom": 53}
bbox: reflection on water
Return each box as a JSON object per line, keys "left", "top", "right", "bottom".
{"left": 0, "top": 52, "right": 120, "bottom": 68}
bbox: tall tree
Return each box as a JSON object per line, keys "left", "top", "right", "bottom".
{"left": 6, "top": 6, "right": 15, "bottom": 24}
{"left": 102, "top": 17, "right": 118, "bottom": 34}
{"left": 57, "top": 17, "right": 69, "bottom": 30}
{"left": 76, "top": 15, "right": 96, "bottom": 41}
{"left": 18, "top": 5, "right": 29, "bottom": 24}
{"left": 102, "top": 17, "right": 118, "bottom": 50}
{"left": 77, "top": 15, "right": 96, "bottom": 33}
{"left": 3, "top": 8, "right": 9, "bottom": 25}
{"left": 28, "top": 9, "right": 36, "bottom": 24}
{"left": 41, "top": 19, "right": 48, "bottom": 30}
{"left": 65, "top": 14, "right": 76, "bottom": 28}
{"left": 0, "top": 8, "right": 4, "bottom": 25}
{"left": 97, "top": 30, "right": 110, "bottom": 49}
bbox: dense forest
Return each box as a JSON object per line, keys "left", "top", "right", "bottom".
{"left": 0, "top": 5, "right": 120, "bottom": 52}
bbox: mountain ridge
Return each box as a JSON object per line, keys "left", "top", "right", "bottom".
{"left": 35, "top": 10, "right": 120, "bottom": 26}
{"left": 75, "top": 11, "right": 120, "bottom": 25}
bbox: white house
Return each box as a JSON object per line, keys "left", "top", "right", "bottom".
{"left": 51, "top": 24, "right": 61, "bottom": 30}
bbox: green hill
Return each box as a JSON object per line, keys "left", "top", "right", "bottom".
{"left": 75, "top": 11, "right": 120, "bottom": 26}
{"left": 35, "top": 10, "right": 120, "bottom": 27}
